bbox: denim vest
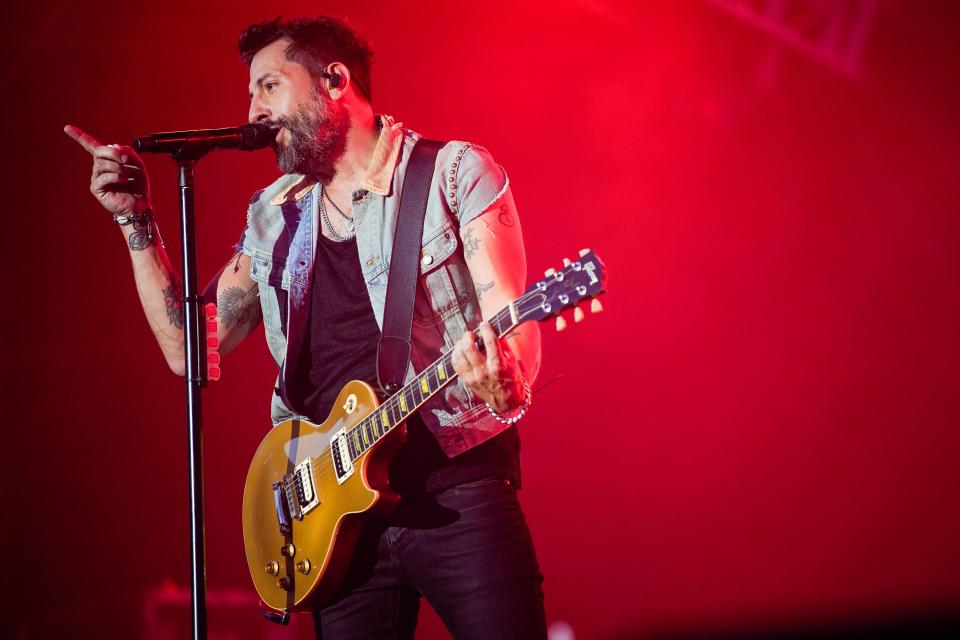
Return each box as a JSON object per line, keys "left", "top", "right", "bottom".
{"left": 240, "top": 123, "right": 514, "bottom": 457}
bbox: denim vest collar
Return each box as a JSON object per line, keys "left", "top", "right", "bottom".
{"left": 268, "top": 114, "right": 406, "bottom": 207}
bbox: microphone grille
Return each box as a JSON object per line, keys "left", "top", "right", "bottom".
{"left": 240, "top": 122, "right": 278, "bottom": 151}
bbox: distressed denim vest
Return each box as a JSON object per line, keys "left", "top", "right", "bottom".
{"left": 240, "top": 122, "right": 513, "bottom": 457}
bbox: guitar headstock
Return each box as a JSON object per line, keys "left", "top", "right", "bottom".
{"left": 516, "top": 248, "right": 607, "bottom": 330}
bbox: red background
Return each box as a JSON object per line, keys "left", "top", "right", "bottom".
{"left": 6, "top": 1, "right": 959, "bottom": 638}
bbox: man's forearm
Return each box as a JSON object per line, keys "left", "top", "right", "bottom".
{"left": 120, "top": 216, "right": 186, "bottom": 374}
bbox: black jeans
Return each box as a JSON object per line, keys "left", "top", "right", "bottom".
{"left": 313, "top": 478, "right": 546, "bottom": 639}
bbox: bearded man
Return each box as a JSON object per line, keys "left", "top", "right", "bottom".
{"left": 66, "top": 15, "right": 545, "bottom": 639}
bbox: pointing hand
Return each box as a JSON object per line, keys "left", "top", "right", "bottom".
{"left": 65, "top": 124, "right": 151, "bottom": 217}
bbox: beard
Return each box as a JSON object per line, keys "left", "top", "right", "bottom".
{"left": 271, "top": 91, "right": 348, "bottom": 175}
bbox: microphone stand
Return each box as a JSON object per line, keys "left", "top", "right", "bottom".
{"left": 134, "top": 123, "right": 274, "bottom": 640}
{"left": 171, "top": 144, "right": 210, "bottom": 640}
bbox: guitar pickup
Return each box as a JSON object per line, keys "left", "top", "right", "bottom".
{"left": 330, "top": 429, "right": 355, "bottom": 485}
{"left": 292, "top": 458, "right": 320, "bottom": 517}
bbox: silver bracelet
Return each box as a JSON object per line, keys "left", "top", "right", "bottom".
{"left": 486, "top": 377, "right": 532, "bottom": 425}
{"left": 113, "top": 207, "right": 153, "bottom": 226}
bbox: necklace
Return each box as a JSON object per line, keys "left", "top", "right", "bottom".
{"left": 324, "top": 186, "right": 353, "bottom": 222}
{"left": 319, "top": 185, "right": 355, "bottom": 242}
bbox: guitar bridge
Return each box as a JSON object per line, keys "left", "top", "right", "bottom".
{"left": 272, "top": 481, "right": 291, "bottom": 534}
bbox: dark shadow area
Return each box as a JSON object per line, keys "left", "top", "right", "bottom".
{"left": 611, "top": 610, "right": 960, "bottom": 639}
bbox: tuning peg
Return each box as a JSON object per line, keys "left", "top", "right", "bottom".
{"left": 204, "top": 302, "right": 217, "bottom": 318}
{"left": 555, "top": 316, "right": 567, "bottom": 332}
{"left": 208, "top": 366, "right": 222, "bottom": 381}
{"left": 563, "top": 258, "right": 571, "bottom": 267}
{"left": 591, "top": 299, "right": 604, "bottom": 313}
{"left": 544, "top": 268, "right": 556, "bottom": 277}
{"left": 573, "top": 306, "right": 585, "bottom": 323}
{"left": 579, "top": 248, "right": 590, "bottom": 257}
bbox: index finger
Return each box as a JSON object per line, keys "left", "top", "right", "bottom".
{"left": 63, "top": 124, "right": 103, "bottom": 155}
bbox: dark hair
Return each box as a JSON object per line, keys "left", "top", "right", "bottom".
{"left": 238, "top": 16, "right": 374, "bottom": 101}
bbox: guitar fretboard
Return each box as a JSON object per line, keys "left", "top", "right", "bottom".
{"left": 343, "top": 302, "right": 520, "bottom": 461}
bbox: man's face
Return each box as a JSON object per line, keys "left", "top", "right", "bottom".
{"left": 248, "top": 38, "right": 348, "bottom": 175}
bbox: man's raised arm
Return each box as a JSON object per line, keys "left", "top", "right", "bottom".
{"left": 65, "top": 125, "right": 261, "bottom": 375}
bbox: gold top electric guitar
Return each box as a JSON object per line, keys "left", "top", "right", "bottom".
{"left": 242, "top": 249, "right": 607, "bottom": 617}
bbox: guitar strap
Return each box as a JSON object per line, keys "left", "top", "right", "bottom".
{"left": 376, "top": 138, "right": 444, "bottom": 395}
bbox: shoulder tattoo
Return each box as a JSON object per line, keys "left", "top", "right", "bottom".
{"left": 497, "top": 204, "right": 515, "bottom": 228}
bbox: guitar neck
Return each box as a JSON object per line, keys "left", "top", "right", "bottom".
{"left": 343, "top": 301, "right": 522, "bottom": 462}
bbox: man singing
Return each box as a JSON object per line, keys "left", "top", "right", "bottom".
{"left": 65, "top": 15, "right": 545, "bottom": 639}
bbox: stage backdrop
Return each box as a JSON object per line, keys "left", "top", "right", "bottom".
{"left": 6, "top": 1, "right": 959, "bottom": 638}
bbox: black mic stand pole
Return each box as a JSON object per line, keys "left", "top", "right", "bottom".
{"left": 173, "top": 144, "right": 210, "bottom": 640}
{"left": 134, "top": 123, "right": 274, "bottom": 640}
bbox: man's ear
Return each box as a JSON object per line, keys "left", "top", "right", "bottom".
{"left": 323, "top": 62, "right": 351, "bottom": 99}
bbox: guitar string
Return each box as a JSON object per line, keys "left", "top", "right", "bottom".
{"left": 302, "top": 345, "right": 517, "bottom": 492}
{"left": 277, "top": 271, "right": 601, "bottom": 526}
{"left": 302, "top": 299, "right": 519, "bottom": 480}
{"left": 274, "top": 270, "right": 596, "bottom": 489}
{"left": 298, "top": 278, "right": 587, "bottom": 487}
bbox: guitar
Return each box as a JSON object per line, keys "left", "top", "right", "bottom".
{"left": 242, "top": 249, "right": 607, "bottom": 616}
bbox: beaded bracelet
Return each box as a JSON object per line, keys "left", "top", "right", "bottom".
{"left": 486, "top": 377, "right": 532, "bottom": 425}
{"left": 113, "top": 207, "right": 153, "bottom": 226}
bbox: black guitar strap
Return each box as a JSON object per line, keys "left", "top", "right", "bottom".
{"left": 376, "top": 138, "right": 444, "bottom": 395}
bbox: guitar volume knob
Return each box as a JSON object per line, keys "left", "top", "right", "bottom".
{"left": 297, "top": 558, "right": 312, "bottom": 575}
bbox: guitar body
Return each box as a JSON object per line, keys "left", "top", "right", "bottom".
{"left": 242, "top": 380, "right": 405, "bottom": 612}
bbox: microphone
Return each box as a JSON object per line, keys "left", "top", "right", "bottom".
{"left": 133, "top": 122, "right": 278, "bottom": 155}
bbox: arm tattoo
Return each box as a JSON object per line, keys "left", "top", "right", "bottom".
{"left": 497, "top": 204, "right": 515, "bottom": 227}
{"left": 475, "top": 280, "right": 494, "bottom": 301}
{"left": 128, "top": 216, "right": 155, "bottom": 251}
{"left": 463, "top": 226, "right": 482, "bottom": 259}
{"left": 162, "top": 283, "right": 184, "bottom": 330}
{"left": 218, "top": 285, "right": 259, "bottom": 330}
